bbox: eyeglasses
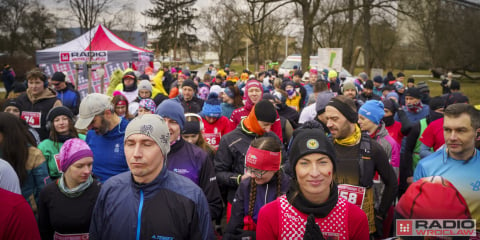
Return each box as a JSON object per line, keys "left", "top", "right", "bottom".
{"left": 247, "top": 167, "right": 267, "bottom": 178}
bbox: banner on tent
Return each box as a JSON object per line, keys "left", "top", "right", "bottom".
{"left": 41, "top": 62, "right": 130, "bottom": 98}
{"left": 59, "top": 51, "right": 108, "bottom": 63}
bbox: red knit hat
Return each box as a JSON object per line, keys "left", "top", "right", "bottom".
{"left": 395, "top": 176, "right": 471, "bottom": 219}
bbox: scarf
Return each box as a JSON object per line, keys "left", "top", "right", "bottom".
{"left": 334, "top": 124, "right": 361, "bottom": 146}
{"left": 57, "top": 174, "right": 93, "bottom": 198}
{"left": 51, "top": 134, "right": 75, "bottom": 143}
{"left": 382, "top": 115, "right": 395, "bottom": 126}
{"left": 287, "top": 89, "right": 296, "bottom": 99}
{"left": 242, "top": 109, "right": 265, "bottom": 136}
{"left": 406, "top": 101, "right": 423, "bottom": 113}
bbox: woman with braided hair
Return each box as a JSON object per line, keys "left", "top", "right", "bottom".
{"left": 224, "top": 136, "right": 290, "bottom": 239}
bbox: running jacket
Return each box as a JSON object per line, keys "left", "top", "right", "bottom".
{"left": 89, "top": 169, "right": 215, "bottom": 240}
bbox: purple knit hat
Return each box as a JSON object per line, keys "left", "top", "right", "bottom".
{"left": 58, "top": 138, "right": 93, "bottom": 172}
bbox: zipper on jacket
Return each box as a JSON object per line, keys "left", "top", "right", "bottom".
{"left": 136, "top": 189, "right": 144, "bottom": 240}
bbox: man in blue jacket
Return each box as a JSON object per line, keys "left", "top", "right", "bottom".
{"left": 156, "top": 99, "right": 223, "bottom": 221}
{"left": 89, "top": 114, "right": 214, "bottom": 239}
{"left": 50, "top": 71, "right": 81, "bottom": 115}
{"left": 75, "top": 93, "right": 129, "bottom": 182}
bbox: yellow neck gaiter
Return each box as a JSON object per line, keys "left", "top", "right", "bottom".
{"left": 334, "top": 125, "right": 361, "bottom": 146}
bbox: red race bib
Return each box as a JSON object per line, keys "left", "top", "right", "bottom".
{"left": 21, "top": 111, "right": 41, "bottom": 128}
{"left": 203, "top": 133, "right": 221, "bottom": 148}
{"left": 338, "top": 184, "right": 366, "bottom": 209}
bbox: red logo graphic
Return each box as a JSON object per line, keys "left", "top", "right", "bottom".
{"left": 397, "top": 220, "right": 413, "bottom": 236}
{"left": 60, "top": 52, "right": 70, "bottom": 62}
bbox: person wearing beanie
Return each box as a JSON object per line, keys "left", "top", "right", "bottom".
{"left": 324, "top": 95, "right": 398, "bottom": 236}
{"left": 372, "top": 75, "right": 384, "bottom": 98}
{"left": 50, "top": 71, "right": 81, "bottom": 115}
{"left": 90, "top": 114, "right": 215, "bottom": 239}
{"left": 39, "top": 106, "right": 86, "bottom": 179}
{"left": 341, "top": 81, "right": 358, "bottom": 100}
{"left": 2, "top": 99, "right": 41, "bottom": 144}
{"left": 119, "top": 71, "right": 138, "bottom": 103}
{"left": 16, "top": 68, "right": 62, "bottom": 141}
{"left": 291, "top": 71, "right": 308, "bottom": 110}
{"left": 413, "top": 104, "right": 480, "bottom": 231}
{"left": 256, "top": 126, "right": 369, "bottom": 239}
{"left": 129, "top": 80, "right": 153, "bottom": 115}
{"left": 200, "top": 93, "right": 233, "bottom": 149}
{"left": 397, "top": 92, "right": 437, "bottom": 199}
{"left": 396, "top": 72, "right": 405, "bottom": 83}
{"left": 221, "top": 85, "right": 243, "bottom": 119}
{"left": 156, "top": 99, "right": 223, "bottom": 220}
{"left": 230, "top": 80, "right": 283, "bottom": 141}
{"left": 396, "top": 176, "right": 472, "bottom": 222}
{"left": 382, "top": 99, "right": 404, "bottom": 145}
{"left": 284, "top": 81, "right": 301, "bottom": 112}
{"left": 396, "top": 87, "right": 430, "bottom": 123}
{"left": 76, "top": 93, "right": 129, "bottom": 183}
{"left": 2, "top": 63, "right": 15, "bottom": 97}
{"left": 327, "top": 69, "right": 340, "bottom": 94}
{"left": 263, "top": 93, "right": 299, "bottom": 149}
{"left": 215, "top": 99, "right": 285, "bottom": 219}
{"left": 358, "top": 100, "right": 400, "bottom": 233}
{"left": 416, "top": 81, "right": 430, "bottom": 104}
{"left": 406, "top": 77, "right": 415, "bottom": 89}
{"left": 225, "top": 137, "right": 290, "bottom": 239}
{"left": 137, "top": 99, "right": 156, "bottom": 116}
{"left": 179, "top": 79, "right": 204, "bottom": 114}
{"left": 394, "top": 81, "right": 406, "bottom": 106}
{"left": 38, "top": 138, "right": 100, "bottom": 239}
{"left": 313, "top": 91, "right": 335, "bottom": 134}
{"left": 358, "top": 80, "right": 381, "bottom": 103}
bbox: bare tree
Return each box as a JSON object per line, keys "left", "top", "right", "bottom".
{"left": 199, "top": 0, "right": 245, "bottom": 67}
{"left": 59, "top": 0, "right": 113, "bottom": 32}
{"left": 0, "top": 0, "right": 31, "bottom": 55}
{"left": 21, "top": 1, "right": 57, "bottom": 53}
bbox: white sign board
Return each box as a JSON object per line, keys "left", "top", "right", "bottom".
{"left": 317, "top": 48, "right": 343, "bottom": 71}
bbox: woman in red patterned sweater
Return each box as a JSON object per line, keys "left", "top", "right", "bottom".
{"left": 256, "top": 126, "right": 370, "bottom": 240}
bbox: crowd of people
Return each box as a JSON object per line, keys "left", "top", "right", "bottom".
{"left": 0, "top": 63, "right": 479, "bottom": 240}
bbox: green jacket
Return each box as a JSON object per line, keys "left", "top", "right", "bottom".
{"left": 38, "top": 134, "right": 86, "bottom": 179}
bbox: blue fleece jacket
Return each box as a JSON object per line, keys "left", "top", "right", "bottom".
{"left": 86, "top": 117, "right": 129, "bottom": 182}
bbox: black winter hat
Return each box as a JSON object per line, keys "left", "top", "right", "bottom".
{"left": 254, "top": 99, "right": 276, "bottom": 123}
{"left": 405, "top": 87, "right": 422, "bottom": 99}
{"left": 51, "top": 72, "right": 66, "bottom": 82}
{"left": 2, "top": 99, "right": 21, "bottom": 112}
{"left": 373, "top": 75, "right": 383, "bottom": 83}
{"left": 397, "top": 72, "right": 405, "bottom": 78}
{"left": 182, "top": 79, "right": 197, "bottom": 92}
{"left": 183, "top": 121, "right": 200, "bottom": 134}
{"left": 289, "top": 127, "right": 336, "bottom": 179}
{"left": 12, "top": 82, "right": 26, "bottom": 93}
{"left": 363, "top": 80, "right": 374, "bottom": 89}
{"left": 47, "top": 106, "right": 74, "bottom": 122}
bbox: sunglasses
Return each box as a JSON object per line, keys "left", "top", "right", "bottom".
{"left": 247, "top": 167, "right": 267, "bottom": 178}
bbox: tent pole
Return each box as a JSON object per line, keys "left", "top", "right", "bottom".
{"left": 100, "top": 63, "right": 105, "bottom": 94}
{"left": 87, "top": 63, "right": 92, "bottom": 94}
{"left": 75, "top": 64, "right": 79, "bottom": 91}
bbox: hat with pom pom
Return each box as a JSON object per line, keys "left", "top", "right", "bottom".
{"left": 202, "top": 92, "right": 222, "bottom": 118}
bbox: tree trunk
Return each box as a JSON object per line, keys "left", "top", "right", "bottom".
{"left": 346, "top": 0, "right": 356, "bottom": 74}
{"left": 362, "top": 0, "right": 372, "bottom": 75}
{"left": 302, "top": 6, "right": 313, "bottom": 72}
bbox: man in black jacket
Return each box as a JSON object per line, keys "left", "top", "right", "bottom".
{"left": 324, "top": 95, "right": 397, "bottom": 237}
